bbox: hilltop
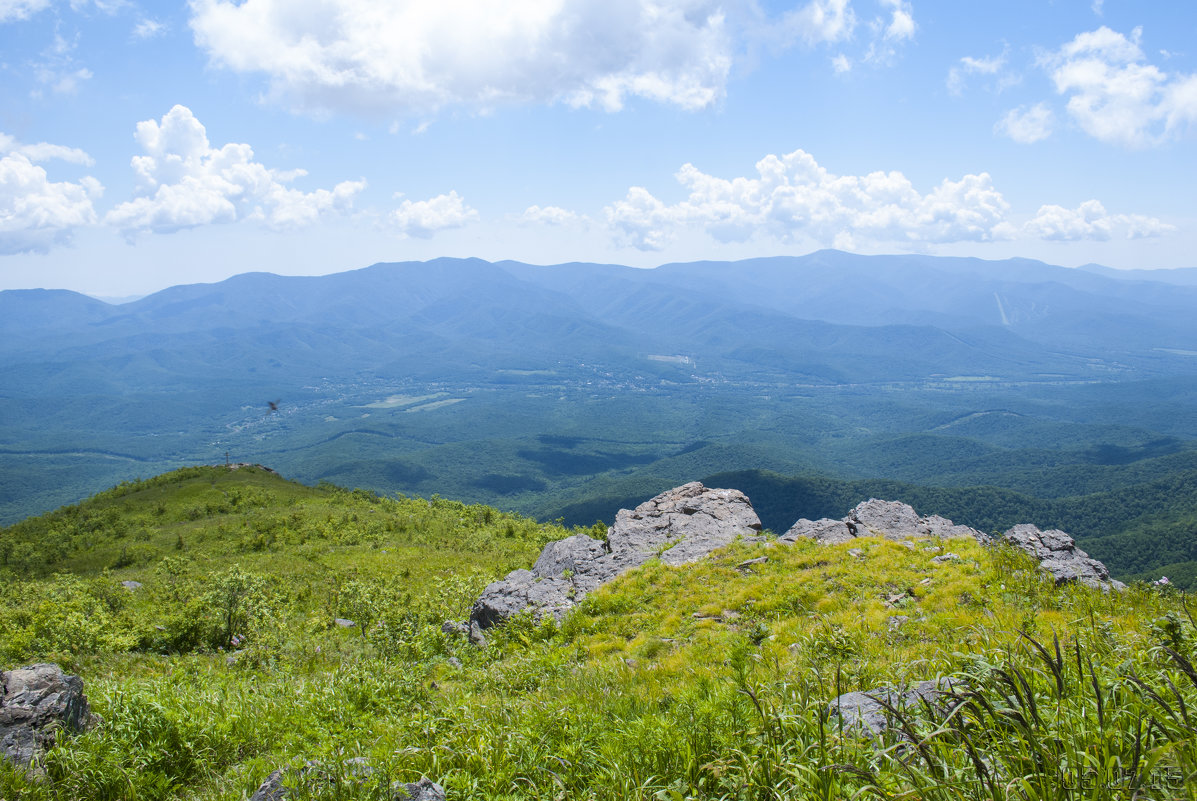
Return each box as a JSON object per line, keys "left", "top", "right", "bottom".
{"left": 2, "top": 466, "right": 1195, "bottom": 800}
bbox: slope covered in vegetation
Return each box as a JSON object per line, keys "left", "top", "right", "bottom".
{"left": 1, "top": 466, "right": 1195, "bottom": 800}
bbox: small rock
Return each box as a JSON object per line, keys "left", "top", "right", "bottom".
{"left": 334, "top": 618, "right": 355, "bottom": 628}
{"left": 721, "top": 609, "right": 741, "bottom": 621}
{"left": 120, "top": 580, "right": 142, "bottom": 591}
{"left": 847, "top": 548, "right": 864, "bottom": 558}
{"left": 931, "top": 553, "right": 961, "bottom": 564}
{"left": 394, "top": 777, "right": 447, "bottom": 801}
{"left": 735, "top": 556, "right": 768, "bottom": 570}
{"left": 468, "top": 619, "right": 487, "bottom": 648}
{"left": 440, "top": 620, "right": 468, "bottom": 636}
{"left": 886, "top": 615, "right": 909, "bottom": 630}
{"left": 447, "top": 657, "right": 462, "bottom": 669}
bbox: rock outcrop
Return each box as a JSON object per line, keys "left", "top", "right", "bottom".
{"left": 782, "top": 499, "right": 987, "bottom": 544}
{"left": 471, "top": 487, "right": 1127, "bottom": 632}
{"left": 784, "top": 499, "right": 1123, "bottom": 591}
{"left": 471, "top": 482, "right": 762, "bottom": 629}
{"left": 1001, "top": 524, "right": 1127, "bottom": 590}
{"left": 1, "top": 663, "right": 92, "bottom": 775}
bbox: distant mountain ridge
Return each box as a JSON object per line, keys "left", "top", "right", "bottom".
{"left": 3, "top": 250, "right": 1197, "bottom": 589}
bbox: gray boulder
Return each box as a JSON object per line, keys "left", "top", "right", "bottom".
{"left": 784, "top": 500, "right": 987, "bottom": 545}
{"left": 831, "top": 678, "right": 962, "bottom": 738}
{"left": 780, "top": 518, "right": 854, "bottom": 545}
{"left": 1001, "top": 524, "right": 1126, "bottom": 590}
{"left": 783, "top": 499, "right": 1123, "bottom": 591}
{"left": 1, "top": 663, "right": 92, "bottom": 775}
{"left": 471, "top": 482, "right": 761, "bottom": 629}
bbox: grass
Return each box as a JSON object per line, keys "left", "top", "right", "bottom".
{"left": 1, "top": 466, "right": 1195, "bottom": 800}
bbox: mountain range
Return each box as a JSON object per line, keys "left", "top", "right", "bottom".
{"left": 3, "top": 250, "right": 1197, "bottom": 585}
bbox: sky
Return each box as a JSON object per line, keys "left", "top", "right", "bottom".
{"left": 1, "top": 0, "right": 1196, "bottom": 297}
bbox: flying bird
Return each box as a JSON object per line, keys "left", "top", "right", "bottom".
{"left": 267, "top": 400, "right": 281, "bottom": 414}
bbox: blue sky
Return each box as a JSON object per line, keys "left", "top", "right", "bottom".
{"left": 1, "top": 0, "right": 1195, "bottom": 296}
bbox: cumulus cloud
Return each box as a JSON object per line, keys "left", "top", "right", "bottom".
{"left": 389, "top": 191, "right": 477, "bottom": 238}
{"left": 0, "top": 134, "right": 101, "bottom": 254}
{"left": 947, "top": 51, "right": 1006, "bottom": 96}
{"left": 189, "top": 0, "right": 736, "bottom": 115}
{"left": 1025, "top": 200, "right": 1173, "bottom": 241}
{"left": 105, "top": 105, "right": 365, "bottom": 237}
{"left": 521, "top": 205, "right": 586, "bottom": 227}
{"left": 1046, "top": 26, "right": 1197, "bottom": 147}
{"left": 604, "top": 149, "right": 1016, "bottom": 251}
{"left": 996, "top": 103, "right": 1054, "bottom": 143}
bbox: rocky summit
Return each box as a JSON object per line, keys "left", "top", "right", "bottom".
{"left": 470, "top": 482, "right": 762, "bottom": 629}
{"left": 471, "top": 488, "right": 1125, "bottom": 630}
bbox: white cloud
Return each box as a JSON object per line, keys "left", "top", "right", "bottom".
{"left": 996, "top": 102, "right": 1054, "bottom": 143}
{"left": 881, "top": 0, "right": 915, "bottom": 41}
{"left": 105, "top": 105, "right": 365, "bottom": 237}
{"left": 0, "top": 134, "right": 101, "bottom": 254}
{"left": 1025, "top": 199, "right": 1173, "bottom": 241}
{"left": 0, "top": 132, "right": 94, "bottom": 165}
{"left": 864, "top": 0, "right": 915, "bottom": 65}
{"left": 947, "top": 51, "right": 1006, "bottom": 96}
{"left": 1046, "top": 26, "right": 1197, "bottom": 147}
{"left": 0, "top": 0, "right": 51, "bottom": 22}
{"left": 604, "top": 148, "right": 1015, "bottom": 251}
{"left": 521, "top": 205, "right": 586, "bottom": 227}
{"left": 1091, "top": 0, "right": 1103, "bottom": 16}
{"left": 189, "top": 0, "right": 736, "bottom": 115}
{"left": 133, "top": 18, "right": 166, "bottom": 39}
{"left": 783, "top": 0, "right": 856, "bottom": 46}
{"left": 831, "top": 53, "right": 852, "bottom": 74}
{"left": 389, "top": 191, "right": 477, "bottom": 238}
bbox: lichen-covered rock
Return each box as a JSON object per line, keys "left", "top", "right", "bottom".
{"left": 1001, "top": 523, "right": 1126, "bottom": 590}
{"left": 471, "top": 482, "right": 762, "bottom": 629}
{"left": 0, "top": 663, "right": 92, "bottom": 775}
